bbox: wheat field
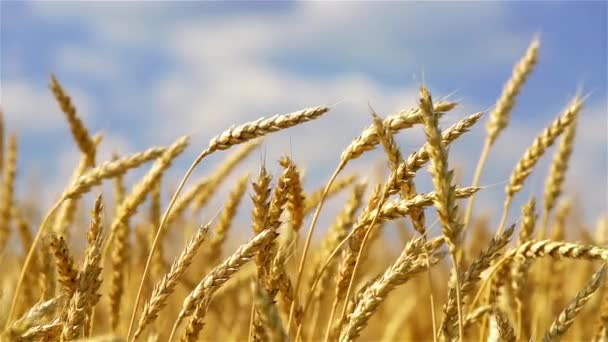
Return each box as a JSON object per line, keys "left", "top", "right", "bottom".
{"left": 0, "top": 38, "right": 606, "bottom": 342}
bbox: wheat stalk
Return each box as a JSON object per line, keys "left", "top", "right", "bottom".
{"left": 191, "top": 141, "right": 260, "bottom": 211}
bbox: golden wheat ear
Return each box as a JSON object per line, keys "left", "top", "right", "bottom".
{"left": 0, "top": 134, "right": 17, "bottom": 253}
{"left": 544, "top": 266, "right": 606, "bottom": 341}
{"left": 170, "top": 229, "right": 278, "bottom": 341}
{"left": 133, "top": 220, "right": 212, "bottom": 340}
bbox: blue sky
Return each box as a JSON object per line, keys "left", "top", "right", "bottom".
{"left": 1, "top": 1, "right": 606, "bottom": 233}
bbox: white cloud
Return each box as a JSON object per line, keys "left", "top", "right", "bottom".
{"left": 1, "top": 80, "right": 95, "bottom": 133}
{"left": 54, "top": 45, "right": 122, "bottom": 82}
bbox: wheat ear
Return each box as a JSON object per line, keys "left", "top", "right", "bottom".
{"left": 371, "top": 106, "right": 443, "bottom": 340}
{"left": 464, "top": 38, "right": 539, "bottom": 234}
{"left": 418, "top": 86, "right": 465, "bottom": 341}
{"left": 251, "top": 166, "right": 272, "bottom": 235}
{"left": 511, "top": 197, "right": 537, "bottom": 338}
{"left": 109, "top": 218, "right": 129, "bottom": 332}
{"left": 50, "top": 74, "right": 97, "bottom": 165}
{"left": 169, "top": 229, "right": 278, "bottom": 341}
{"left": 133, "top": 222, "right": 212, "bottom": 339}
{"left": 256, "top": 164, "right": 290, "bottom": 286}
{"left": 339, "top": 237, "right": 444, "bottom": 341}
{"left": 540, "top": 116, "right": 577, "bottom": 238}
{"left": 340, "top": 102, "right": 457, "bottom": 165}
{"left": 6, "top": 295, "right": 66, "bottom": 339}
{"left": 206, "top": 174, "right": 249, "bottom": 264}
{"left": 252, "top": 280, "right": 288, "bottom": 342}
{"left": 493, "top": 308, "right": 516, "bottom": 342}
{"left": 0, "top": 134, "right": 17, "bottom": 252}
{"left": 498, "top": 95, "right": 583, "bottom": 234}
{"left": 63, "top": 147, "right": 166, "bottom": 200}
{"left": 0, "top": 109, "right": 4, "bottom": 171}
{"left": 15, "top": 318, "right": 62, "bottom": 341}
{"left": 371, "top": 108, "right": 428, "bottom": 233}
{"left": 487, "top": 37, "right": 540, "bottom": 145}
{"left": 49, "top": 235, "right": 79, "bottom": 295}
{"left": 61, "top": 196, "right": 104, "bottom": 341}
{"left": 439, "top": 225, "right": 514, "bottom": 340}
{"left": 509, "top": 240, "right": 608, "bottom": 263}
{"left": 107, "top": 154, "right": 127, "bottom": 332}
{"left": 279, "top": 156, "right": 306, "bottom": 234}
{"left": 543, "top": 266, "right": 606, "bottom": 342}
{"left": 405, "top": 111, "right": 484, "bottom": 174}
{"left": 471, "top": 239, "right": 608, "bottom": 316}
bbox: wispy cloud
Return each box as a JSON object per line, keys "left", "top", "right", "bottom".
{"left": 2, "top": 2, "right": 605, "bottom": 228}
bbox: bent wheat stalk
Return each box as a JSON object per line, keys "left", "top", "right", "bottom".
{"left": 127, "top": 106, "right": 328, "bottom": 340}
